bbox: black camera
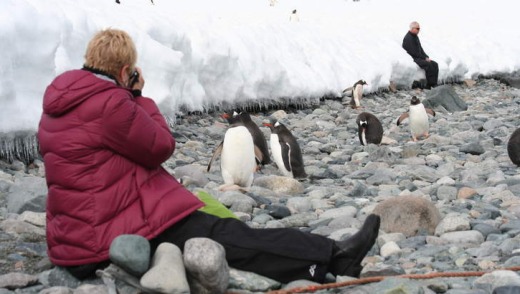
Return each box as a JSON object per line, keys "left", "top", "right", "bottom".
{"left": 128, "top": 70, "right": 139, "bottom": 88}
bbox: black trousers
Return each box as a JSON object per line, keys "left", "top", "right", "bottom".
{"left": 415, "top": 59, "right": 439, "bottom": 87}
{"left": 150, "top": 211, "right": 334, "bottom": 283}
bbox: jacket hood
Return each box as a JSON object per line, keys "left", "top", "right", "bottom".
{"left": 43, "top": 69, "right": 118, "bottom": 117}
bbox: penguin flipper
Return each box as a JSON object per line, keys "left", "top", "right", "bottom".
{"left": 253, "top": 145, "right": 264, "bottom": 166}
{"left": 358, "top": 127, "right": 365, "bottom": 145}
{"left": 425, "top": 108, "right": 436, "bottom": 117}
{"left": 350, "top": 97, "right": 356, "bottom": 109}
{"left": 280, "top": 141, "right": 292, "bottom": 172}
{"left": 207, "top": 142, "right": 223, "bottom": 172}
{"left": 397, "top": 113, "right": 409, "bottom": 126}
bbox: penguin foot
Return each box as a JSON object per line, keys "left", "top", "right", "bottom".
{"left": 330, "top": 214, "right": 380, "bottom": 277}
{"left": 218, "top": 184, "right": 241, "bottom": 192}
{"left": 218, "top": 184, "right": 250, "bottom": 193}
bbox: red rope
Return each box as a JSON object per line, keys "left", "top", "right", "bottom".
{"left": 264, "top": 266, "right": 520, "bottom": 294}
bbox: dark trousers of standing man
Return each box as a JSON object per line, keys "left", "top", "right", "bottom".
{"left": 150, "top": 211, "right": 334, "bottom": 283}
{"left": 415, "top": 59, "right": 439, "bottom": 88}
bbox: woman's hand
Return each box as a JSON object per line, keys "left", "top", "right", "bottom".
{"left": 131, "top": 67, "right": 145, "bottom": 91}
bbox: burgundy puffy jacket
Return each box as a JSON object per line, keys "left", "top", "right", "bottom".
{"left": 38, "top": 69, "right": 203, "bottom": 266}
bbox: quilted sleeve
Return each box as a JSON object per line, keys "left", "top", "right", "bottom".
{"left": 102, "top": 92, "right": 175, "bottom": 169}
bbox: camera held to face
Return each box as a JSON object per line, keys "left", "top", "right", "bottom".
{"left": 128, "top": 70, "right": 139, "bottom": 88}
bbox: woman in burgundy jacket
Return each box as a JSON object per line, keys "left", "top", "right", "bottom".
{"left": 38, "top": 29, "right": 380, "bottom": 284}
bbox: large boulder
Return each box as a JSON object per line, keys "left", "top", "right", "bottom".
{"left": 7, "top": 175, "right": 47, "bottom": 213}
{"left": 373, "top": 195, "right": 441, "bottom": 237}
{"left": 423, "top": 85, "right": 468, "bottom": 112}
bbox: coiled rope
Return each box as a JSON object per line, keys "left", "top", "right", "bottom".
{"left": 265, "top": 266, "right": 520, "bottom": 294}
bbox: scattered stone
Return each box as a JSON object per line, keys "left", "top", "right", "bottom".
{"left": 440, "top": 230, "right": 485, "bottom": 244}
{"left": 228, "top": 268, "right": 281, "bottom": 292}
{"left": 183, "top": 238, "right": 229, "bottom": 294}
{"left": 473, "top": 270, "right": 520, "bottom": 293}
{"left": 1, "top": 79, "right": 519, "bottom": 293}
{"left": 423, "top": 85, "right": 468, "bottom": 112}
{"left": 435, "top": 213, "right": 471, "bottom": 235}
{"left": 464, "top": 79, "right": 477, "bottom": 87}
{"left": 253, "top": 175, "right": 304, "bottom": 195}
{"left": 458, "top": 187, "right": 477, "bottom": 199}
{"left": 0, "top": 272, "right": 39, "bottom": 290}
{"left": 109, "top": 234, "right": 150, "bottom": 277}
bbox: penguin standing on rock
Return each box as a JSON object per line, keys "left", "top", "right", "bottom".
{"left": 350, "top": 80, "right": 367, "bottom": 109}
{"left": 508, "top": 128, "right": 520, "bottom": 166}
{"left": 263, "top": 119, "right": 307, "bottom": 179}
{"left": 207, "top": 114, "right": 263, "bottom": 191}
{"left": 397, "top": 96, "right": 436, "bottom": 142}
{"left": 356, "top": 112, "right": 383, "bottom": 145}
{"left": 233, "top": 111, "right": 271, "bottom": 168}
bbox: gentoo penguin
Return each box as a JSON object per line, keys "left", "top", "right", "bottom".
{"left": 508, "top": 128, "right": 520, "bottom": 166}
{"left": 263, "top": 119, "right": 307, "bottom": 179}
{"left": 232, "top": 111, "right": 271, "bottom": 167}
{"left": 350, "top": 80, "right": 367, "bottom": 109}
{"left": 397, "top": 96, "right": 436, "bottom": 141}
{"left": 289, "top": 9, "right": 300, "bottom": 22}
{"left": 207, "top": 114, "right": 262, "bottom": 191}
{"left": 356, "top": 112, "right": 383, "bottom": 145}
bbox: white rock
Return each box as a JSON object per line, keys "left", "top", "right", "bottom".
{"left": 435, "top": 213, "right": 471, "bottom": 235}
{"left": 380, "top": 241, "right": 401, "bottom": 257}
{"left": 377, "top": 233, "right": 406, "bottom": 247}
{"left": 18, "top": 211, "right": 46, "bottom": 227}
{"left": 436, "top": 176, "right": 456, "bottom": 185}
{"left": 140, "top": 243, "right": 189, "bottom": 294}
{"left": 318, "top": 206, "right": 357, "bottom": 220}
{"left": 440, "top": 230, "right": 485, "bottom": 244}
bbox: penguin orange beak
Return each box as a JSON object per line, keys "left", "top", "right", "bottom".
{"left": 262, "top": 122, "right": 272, "bottom": 127}
{"left": 221, "top": 113, "right": 230, "bottom": 119}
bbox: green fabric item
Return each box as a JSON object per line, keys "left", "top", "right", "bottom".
{"left": 196, "top": 191, "right": 238, "bottom": 219}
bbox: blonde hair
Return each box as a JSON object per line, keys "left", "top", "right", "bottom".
{"left": 84, "top": 29, "right": 137, "bottom": 77}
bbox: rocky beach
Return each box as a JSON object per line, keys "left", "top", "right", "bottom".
{"left": 1, "top": 78, "right": 520, "bottom": 293}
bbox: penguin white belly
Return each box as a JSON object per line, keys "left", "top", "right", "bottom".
{"left": 270, "top": 134, "right": 292, "bottom": 177}
{"left": 361, "top": 129, "right": 368, "bottom": 146}
{"left": 409, "top": 104, "right": 429, "bottom": 137}
{"left": 353, "top": 85, "right": 363, "bottom": 107}
{"left": 221, "top": 126, "right": 256, "bottom": 188}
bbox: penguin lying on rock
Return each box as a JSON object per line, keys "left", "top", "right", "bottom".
{"left": 263, "top": 119, "right": 307, "bottom": 179}
{"left": 397, "top": 96, "right": 436, "bottom": 142}
{"left": 207, "top": 113, "right": 263, "bottom": 191}
{"left": 356, "top": 112, "right": 383, "bottom": 145}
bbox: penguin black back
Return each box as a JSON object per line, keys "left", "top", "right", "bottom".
{"left": 508, "top": 128, "right": 520, "bottom": 166}
{"left": 237, "top": 112, "right": 271, "bottom": 165}
{"left": 356, "top": 112, "right": 383, "bottom": 145}
{"left": 271, "top": 121, "right": 307, "bottom": 178}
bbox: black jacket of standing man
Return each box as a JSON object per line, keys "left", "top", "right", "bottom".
{"left": 402, "top": 21, "right": 439, "bottom": 89}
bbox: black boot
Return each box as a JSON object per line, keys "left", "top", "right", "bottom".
{"left": 329, "top": 214, "right": 380, "bottom": 277}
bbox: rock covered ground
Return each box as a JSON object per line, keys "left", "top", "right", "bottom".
{"left": 0, "top": 78, "right": 520, "bottom": 293}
